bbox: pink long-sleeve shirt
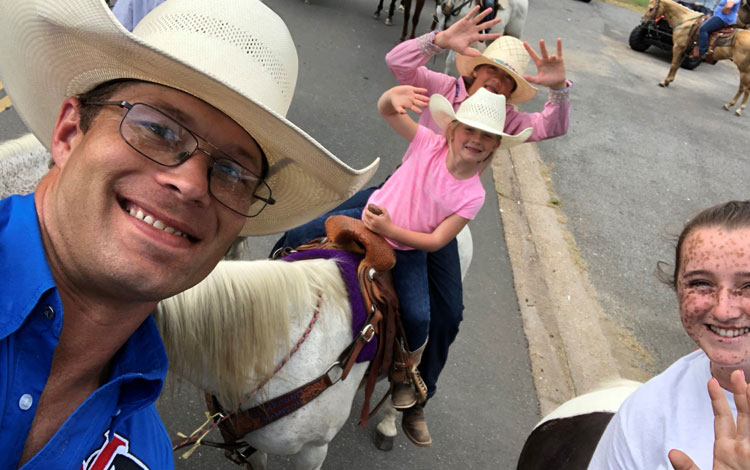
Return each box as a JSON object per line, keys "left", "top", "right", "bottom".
{"left": 385, "top": 32, "right": 570, "bottom": 142}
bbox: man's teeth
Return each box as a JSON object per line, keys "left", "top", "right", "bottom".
{"left": 128, "top": 208, "right": 187, "bottom": 238}
{"left": 709, "top": 325, "right": 750, "bottom": 338}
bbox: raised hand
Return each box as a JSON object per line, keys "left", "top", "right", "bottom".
{"left": 669, "top": 370, "right": 750, "bottom": 470}
{"left": 433, "top": 5, "right": 502, "bottom": 56}
{"left": 390, "top": 85, "right": 429, "bottom": 114}
{"left": 523, "top": 38, "right": 567, "bottom": 90}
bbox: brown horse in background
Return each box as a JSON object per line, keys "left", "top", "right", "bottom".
{"left": 643, "top": 0, "right": 750, "bottom": 116}
{"left": 399, "top": 0, "right": 427, "bottom": 42}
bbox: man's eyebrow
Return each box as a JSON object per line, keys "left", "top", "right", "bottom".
{"left": 148, "top": 100, "right": 196, "bottom": 128}
{"left": 144, "top": 99, "right": 261, "bottom": 168}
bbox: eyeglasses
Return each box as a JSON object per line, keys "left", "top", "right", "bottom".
{"left": 85, "top": 100, "right": 275, "bottom": 217}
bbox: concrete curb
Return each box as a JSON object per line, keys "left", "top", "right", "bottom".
{"left": 491, "top": 143, "right": 620, "bottom": 417}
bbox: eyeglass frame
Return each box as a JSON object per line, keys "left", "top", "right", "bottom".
{"left": 82, "top": 99, "right": 276, "bottom": 218}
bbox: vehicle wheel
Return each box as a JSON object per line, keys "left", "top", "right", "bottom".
{"left": 681, "top": 56, "right": 701, "bottom": 70}
{"left": 629, "top": 24, "right": 650, "bottom": 52}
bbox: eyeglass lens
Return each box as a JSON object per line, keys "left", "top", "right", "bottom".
{"left": 119, "top": 103, "right": 271, "bottom": 217}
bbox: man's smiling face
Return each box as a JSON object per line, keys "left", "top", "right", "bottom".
{"left": 41, "top": 82, "right": 259, "bottom": 302}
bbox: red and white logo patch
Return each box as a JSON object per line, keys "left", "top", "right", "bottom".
{"left": 81, "top": 431, "right": 149, "bottom": 470}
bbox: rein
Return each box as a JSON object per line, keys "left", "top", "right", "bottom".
{"left": 172, "top": 292, "right": 325, "bottom": 459}
{"left": 441, "top": 0, "right": 473, "bottom": 30}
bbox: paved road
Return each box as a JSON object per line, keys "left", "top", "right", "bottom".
{"left": 524, "top": 0, "right": 750, "bottom": 380}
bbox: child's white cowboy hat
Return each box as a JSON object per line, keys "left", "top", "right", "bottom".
{"left": 430, "top": 88, "right": 532, "bottom": 150}
{"left": 0, "top": 0, "right": 378, "bottom": 236}
{"left": 455, "top": 36, "right": 538, "bottom": 104}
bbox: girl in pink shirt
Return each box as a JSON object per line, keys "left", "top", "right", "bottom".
{"left": 363, "top": 86, "right": 529, "bottom": 439}
{"left": 273, "top": 85, "right": 530, "bottom": 445}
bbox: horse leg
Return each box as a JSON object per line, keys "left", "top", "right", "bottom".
{"left": 410, "top": 0, "right": 426, "bottom": 39}
{"left": 293, "top": 442, "right": 328, "bottom": 470}
{"left": 373, "top": 0, "right": 385, "bottom": 18}
{"left": 374, "top": 404, "right": 399, "bottom": 451}
{"left": 400, "top": 0, "right": 411, "bottom": 41}
{"left": 659, "top": 44, "right": 686, "bottom": 87}
{"left": 247, "top": 450, "right": 268, "bottom": 469}
{"left": 723, "top": 83, "right": 743, "bottom": 112}
{"left": 739, "top": 88, "right": 750, "bottom": 116}
{"left": 737, "top": 79, "right": 750, "bottom": 117}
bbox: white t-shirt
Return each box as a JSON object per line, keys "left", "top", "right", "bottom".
{"left": 588, "top": 349, "right": 737, "bottom": 470}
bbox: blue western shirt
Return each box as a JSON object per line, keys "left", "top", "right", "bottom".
{"left": 714, "top": 0, "right": 741, "bottom": 24}
{"left": 0, "top": 194, "right": 173, "bottom": 469}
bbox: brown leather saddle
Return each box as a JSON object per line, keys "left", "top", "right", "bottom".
{"left": 688, "top": 17, "right": 739, "bottom": 64}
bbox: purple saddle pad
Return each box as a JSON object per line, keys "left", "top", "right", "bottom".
{"left": 282, "top": 249, "right": 376, "bottom": 363}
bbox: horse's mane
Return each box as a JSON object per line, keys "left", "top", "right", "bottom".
{"left": 155, "top": 257, "right": 349, "bottom": 405}
{"left": 661, "top": 0, "right": 703, "bottom": 20}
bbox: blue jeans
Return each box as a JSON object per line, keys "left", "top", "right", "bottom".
{"left": 698, "top": 15, "right": 726, "bottom": 56}
{"left": 420, "top": 238, "right": 463, "bottom": 400}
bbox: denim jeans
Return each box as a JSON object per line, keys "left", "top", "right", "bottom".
{"left": 392, "top": 249, "right": 429, "bottom": 350}
{"left": 419, "top": 238, "right": 463, "bottom": 400}
{"left": 698, "top": 15, "right": 726, "bottom": 56}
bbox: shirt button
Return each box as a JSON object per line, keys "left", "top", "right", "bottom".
{"left": 42, "top": 305, "right": 55, "bottom": 320}
{"left": 19, "top": 394, "right": 33, "bottom": 411}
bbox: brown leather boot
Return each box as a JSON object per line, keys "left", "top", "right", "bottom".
{"left": 402, "top": 405, "right": 432, "bottom": 447}
{"left": 391, "top": 342, "right": 427, "bottom": 409}
{"left": 391, "top": 382, "right": 417, "bottom": 409}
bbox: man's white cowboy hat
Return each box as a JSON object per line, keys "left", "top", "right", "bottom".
{"left": 455, "top": 36, "right": 538, "bottom": 104}
{"left": 0, "top": 0, "right": 378, "bottom": 236}
{"left": 430, "top": 88, "right": 532, "bottom": 150}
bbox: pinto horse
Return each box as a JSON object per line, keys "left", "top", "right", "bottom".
{"left": 516, "top": 380, "right": 642, "bottom": 470}
{"left": 644, "top": 0, "right": 750, "bottom": 116}
{"left": 156, "top": 231, "right": 472, "bottom": 468}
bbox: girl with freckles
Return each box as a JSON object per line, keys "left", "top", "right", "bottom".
{"left": 589, "top": 201, "right": 750, "bottom": 470}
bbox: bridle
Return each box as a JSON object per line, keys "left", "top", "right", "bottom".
{"left": 438, "top": 0, "right": 486, "bottom": 31}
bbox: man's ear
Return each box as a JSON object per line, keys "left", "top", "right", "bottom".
{"left": 50, "top": 97, "right": 83, "bottom": 169}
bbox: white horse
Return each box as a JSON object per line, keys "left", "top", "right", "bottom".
{"left": 0, "top": 132, "right": 473, "bottom": 468}
{"left": 434, "top": 0, "right": 528, "bottom": 76}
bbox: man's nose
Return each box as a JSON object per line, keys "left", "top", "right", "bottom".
{"left": 155, "top": 151, "right": 212, "bottom": 206}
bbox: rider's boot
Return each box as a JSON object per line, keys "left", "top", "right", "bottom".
{"left": 392, "top": 342, "right": 427, "bottom": 409}
{"left": 403, "top": 404, "right": 432, "bottom": 447}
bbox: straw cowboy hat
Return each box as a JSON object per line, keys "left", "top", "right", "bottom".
{"left": 455, "top": 36, "right": 538, "bottom": 104}
{"left": 0, "top": 0, "right": 378, "bottom": 236}
{"left": 430, "top": 88, "right": 532, "bottom": 150}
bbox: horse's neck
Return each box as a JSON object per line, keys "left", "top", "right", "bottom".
{"left": 661, "top": 0, "right": 702, "bottom": 27}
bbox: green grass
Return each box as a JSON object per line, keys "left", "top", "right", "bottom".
{"left": 602, "top": 0, "right": 648, "bottom": 13}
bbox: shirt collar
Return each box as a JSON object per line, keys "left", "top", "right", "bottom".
{"left": 0, "top": 194, "right": 56, "bottom": 337}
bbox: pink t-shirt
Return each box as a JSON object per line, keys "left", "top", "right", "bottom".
{"left": 366, "top": 126, "right": 485, "bottom": 250}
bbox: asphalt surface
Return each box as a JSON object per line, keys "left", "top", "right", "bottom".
{"left": 524, "top": 0, "right": 750, "bottom": 380}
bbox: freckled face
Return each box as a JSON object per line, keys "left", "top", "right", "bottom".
{"left": 677, "top": 227, "right": 750, "bottom": 369}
